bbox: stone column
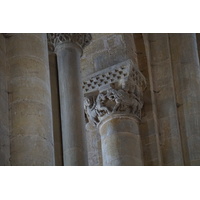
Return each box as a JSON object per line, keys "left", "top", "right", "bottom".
{"left": 169, "top": 34, "right": 200, "bottom": 165}
{"left": 83, "top": 59, "right": 146, "bottom": 166}
{"left": 7, "top": 34, "right": 55, "bottom": 165}
{"left": 48, "top": 34, "right": 92, "bottom": 165}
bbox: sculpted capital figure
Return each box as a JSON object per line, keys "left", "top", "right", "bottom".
{"left": 83, "top": 59, "right": 146, "bottom": 126}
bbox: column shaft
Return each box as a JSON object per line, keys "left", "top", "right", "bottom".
{"left": 99, "top": 115, "right": 143, "bottom": 166}
{"left": 169, "top": 33, "right": 200, "bottom": 165}
{"left": 56, "top": 44, "right": 86, "bottom": 165}
{"left": 7, "top": 34, "right": 55, "bottom": 165}
{"left": 147, "top": 33, "right": 184, "bottom": 165}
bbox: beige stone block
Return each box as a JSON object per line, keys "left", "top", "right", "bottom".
{"left": 0, "top": 125, "right": 10, "bottom": 166}
{"left": 141, "top": 134, "right": 157, "bottom": 145}
{"left": 148, "top": 34, "right": 170, "bottom": 64}
{"left": 81, "top": 57, "right": 95, "bottom": 77}
{"left": 105, "top": 34, "right": 125, "bottom": 50}
{"left": 161, "top": 136, "right": 184, "bottom": 165}
{"left": 186, "top": 113, "right": 200, "bottom": 136}
{"left": 0, "top": 49, "right": 6, "bottom": 72}
{"left": 108, "top": 155, "right": 143, "bottom": 166}
{"left": 101, "top": 134, "right": 119, "bottom": 160}
{"left": 89, "top": 33, "right": 113, "bottom": 41}
{"left": 117, "top": 132, "right": 142, "bottom": 158}
{"left": 101, "top": 132, "right": 142, "bottom": 164}
{"left": 190, "top": 160, "right": 200, "bottom": 166}
{"left": 28, "top": 33, "right": 46, "bottom": 41}
{"left": 143, "top": 141, "right": 159, "bottom": 162}
{"left": 151, "top": 61, "right": 172, "bottom": 88}
{"left": 142, "top": 90, "right": 153, "bottom": 112}
{"left": 93, "top": 48, "right": 130, "bottom": 71}
{"left": 145, "top": 159, "right": 160, "bottom": 166}
{"left": 0, "top": 146, "right": 10, "bottom": 166}
{"left": 156, "top": 94, "right": 177, "bottom": 119}
{"left": 0, "top": 125, "right": 10, "bottom": 146}
{"left": 10, "top": 135, "right": 54, "bottom": 166}
{"left": 63, "top": 147, "right": 85, "bottom": 166}
{"left": 6, "top": 34, "right": 47, "bottom": 61}
{"left": 84, "top": 38, "right": 106, "bottom": 56}
{"left": 0, "top": 98, "right": 9, "bottom": 128}
{"left": 10, "top": 101, "right": 53, "bottom": 142}
{"left": 158, "top": 116, "right": 180, "bottom": 138}
{"left": 123, "top": 34, "right": 134, "bottom": 48}
{"left": 100, "top": 117, "right": 139, "bottom": 136}
{"left": 8, "top": 56, "right": 49, "bottom": 82}
{"left": 9, "top": 77, "right": 51, "bottom": 106}
{"left": 86, "top": 127, "right": 102, "bottom": 166}
{"left": 140, "top": 118, "right": 156, "bottom": 138}
{"left": 187, "top": 136, "right": 200, "bottom": 161}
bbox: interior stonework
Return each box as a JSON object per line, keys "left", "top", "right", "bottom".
{"left": 0, "top": 33, "right": 200, "bottom": 166}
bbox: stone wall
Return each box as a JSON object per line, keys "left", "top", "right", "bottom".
{"left": 0, "top": 34, "right": 10, "bottom": 165}
{"left": 81, "top": 33, "right": 136, "bottom": 77}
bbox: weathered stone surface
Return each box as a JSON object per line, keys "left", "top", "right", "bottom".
{"left": 52, "top": 35, "right": 89, "bottom": 166}
{"left": 7, "top": 33, "right": 55, "bottom": 166}
{"left": 99, "top": 116, "right": 143, "bottom": 166}
{"left": 134, "top": 33, "right": 162, "bottom": 166}
{"left": 169, "top": 33, "right": 200, "bottom": 165}
{"left": 86, "top": 123, "right": 102, "bottom": 166}
{"left": 81, "top": 34, "right": 136, "bottom": 77}
{"left": 144, "top": 33, "right": 184, "bottom": 165}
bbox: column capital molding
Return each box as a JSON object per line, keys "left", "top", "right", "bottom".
{"left": 47, "top": 33, "right": 92, "bottom": 52}
{"left": 83, "top": 59, "right": 146, "bottom": 126}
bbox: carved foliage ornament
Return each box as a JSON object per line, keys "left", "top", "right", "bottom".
{"left": 83, "top": 59, "right": 146, "bottom": 126}
{"left": 47, "top": 33, "right": 92, "bottom": 52}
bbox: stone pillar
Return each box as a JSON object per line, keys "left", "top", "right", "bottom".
{"left": 48, "top": 34, "right": 92, "bottom": 165}
{"left": 83, "top": 59, "right": 146, "bottom": 166}
{"left": 144, "top": 34, "right": 184, "bottom": 166}
{"left": 169, "top": 34, "right": 200, "bottom": 165}
{"left": 7, "top": 34, "right": 55, "bottom": 165}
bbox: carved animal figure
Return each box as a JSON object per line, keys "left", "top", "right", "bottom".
{"left": 84, "top": 97, "right": 99, "bottom": 125}
{"left": 95, "top": 93, "right": 110, "bottom": 117}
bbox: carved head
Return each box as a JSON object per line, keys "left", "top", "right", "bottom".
{"left": 84, "top": 97, "right": 91, "bottom": 107}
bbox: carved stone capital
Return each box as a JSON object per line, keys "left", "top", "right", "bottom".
{"left": 47, "top": 33, "right": 92, "bottom": 52}
{"left": 83, "top": 59, "right": 146, "bottom": 126}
